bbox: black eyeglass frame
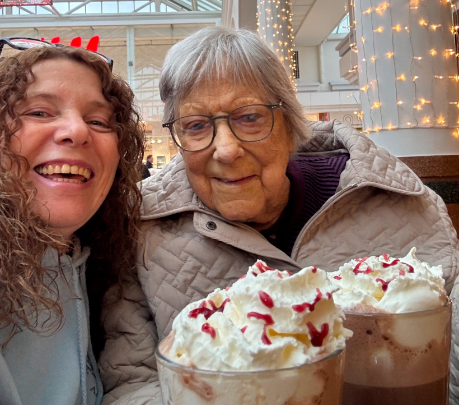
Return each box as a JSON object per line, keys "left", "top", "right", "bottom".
{"left": 0, "top": 37, "right": 114, "bottom": 71}
{"left": 162, "top": 102, "right": 283, "bottom": 152}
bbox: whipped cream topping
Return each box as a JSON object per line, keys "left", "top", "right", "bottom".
{"left": 328, "top": 248, "right": 447, "bottom": 313}
{"left": 168, "top": 260, "right": 352, "bottom": 372}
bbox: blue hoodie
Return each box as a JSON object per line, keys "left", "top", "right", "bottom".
{"left": 0, "top": 246, "right": 103, "bottom": 405}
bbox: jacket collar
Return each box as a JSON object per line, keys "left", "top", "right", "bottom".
{"left": 140, "top": 120, "right": 425, "bottom": 220}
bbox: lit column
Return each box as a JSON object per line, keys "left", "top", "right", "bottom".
{"left": 353, "top": 0, "right": 459, "bottom": 156}
{"left": 257, "top": 0, "right": 295, "bottom": 81}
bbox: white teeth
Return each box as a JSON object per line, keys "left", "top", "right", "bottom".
{"left": 36, "top": 163, "right": 92, "bottom": 180}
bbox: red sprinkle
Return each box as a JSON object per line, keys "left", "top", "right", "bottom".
{"left": 292, "top": 288, "right": 324, "bottom": 313}
{"left": 399, "top": 270, "right": 406, "bottom": 276}
{"left": 202, "top": 323, "right": 216, "bottom": 339}
{"left": 247, "top": 312, "right": 274, "bottom": 325}
{"left": 376, "top": 278, "right": 391, "bottom": 292}
{"left": 225, "top": 286, "right": 230, "bottom": 291}
{"left": 311, "top": 266, "right": 317, "bottom": 273}
{"left": 258, "top": 291, "right": 274, "bottom": 308}
{"left": 255, "top": 261, "right": 275, "bottom": 273}
{"left": 353, "top": 257, "right": 373, "bottom": 274}
{"left": 382, "top": 259, "right": 399, "bottom": 268}
{"left": 402, "top": 262, "right": 414, "bottom": 273}
{"left": 239, "top": 274, "right": 247, "bottom": 280}
{"left": 285, "top": 270, "right": 292, "bottom": 276}
{"left": 382, "top": 253, "right": 390, "bottom": 262}
{"left": 326, "top": 292, "right": 332, "bottom": 299}
{"left": 334, "top": 276, "right": 342, "bottom": 280}
{"left": 277, "top": 272, "right": 283, "bottom": 279}
{"left": 240, "top": 326, "right": 248, "bottom": 333}
{"left": 189, "top": 298, "right": 231, "bottom": 319}
{"left": 188, "top": 307, "right": 215, "bottom": 319}
{"left": 307, "top": 322, "right": 329, "bottom": 347}
{"left": 247, "top": 312, "right": 275, "bottom": 345}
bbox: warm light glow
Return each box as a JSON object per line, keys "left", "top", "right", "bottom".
{"left": 430, "top": 49, "right": 437, "bottom": 56}
{"left": 438, "top": 117, "right": 446, "bottom": 124}
{"left": 371, "top": 102, "right": 381, "bottom": 109}
{"left": 397, "top": 74, "right": 406, "bottom": 81}
{"left": 374, "top": 27, "right": 383, "bottom": 33}
{"left": 414, "top": 56, "right": 422, "bottom": 60}
{"left": 414, "top": 104, "right": 422, "bottom": 110}
{"left": 360, "top": 85, "right": 369, "bottom": 91}
{"left": 397, "top": 100, "right": 404, "bottom": 105}
{"left": 374, "top": 126, "right": 380, "bottom": 132}
{"left": 387, "top": 123, "right": 394, "bottom": 130}
{"left": 419, "top": 19, "right": 428, "bottom": 26}
{"left": 393, "top": 24, "right": 402, "bottom": 32}
{"left": 423, "top": 117, "right": 431, "bottom": 124}
{"left": 386, "top": 52, "right": 394, "bottom": 58}
{"left": 363, "top": 7, "right": 372, "bottom": 14}
{"left": 413, "top": 76, "right": 419, "bottom": 81}
{"left": 371, "top": 55, "right": 376, "bottom": 62}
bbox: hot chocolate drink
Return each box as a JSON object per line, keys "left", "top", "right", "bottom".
{"left": 328, "top": 248, "right": 451, "bottom": 405}
{"left": 157, "top": 260, "right": 352, "bottom": 405}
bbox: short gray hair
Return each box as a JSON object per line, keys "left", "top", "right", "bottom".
{"left": 159, "top": 26, "right": 311, "bottom": 151}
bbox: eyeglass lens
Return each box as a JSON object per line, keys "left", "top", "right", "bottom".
{"left": 172, "top": 104, "right": 274, "bottom": 151}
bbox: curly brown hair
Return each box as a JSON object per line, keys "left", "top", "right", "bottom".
{"left": 0, "top": 45, "right": 145, "bottom": 351}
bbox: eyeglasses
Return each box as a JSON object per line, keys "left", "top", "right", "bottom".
{"left": 0, "top": 37, "right": 114, "bottom": 71}
{"left": 163, "top": 103, "right": 282, "bottom": 152}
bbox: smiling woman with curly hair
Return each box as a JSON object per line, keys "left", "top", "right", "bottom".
{"left": 0, "top": 41, "right": 144, "bottom": 405}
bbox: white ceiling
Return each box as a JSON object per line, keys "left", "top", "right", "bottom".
{"left": 292, "top": 0, "right": 348, "bottom": 46}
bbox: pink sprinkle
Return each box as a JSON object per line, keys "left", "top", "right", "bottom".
{"left": 334, "top": 276, "right": 342, "bottom": 280}
{"left": 399, "top": 270, "right": 406, "bottom": 276}
{"left": 277, "top": 272, "right": 283, "bottom": 279}
{"left": 240, "top": 326, "right": 248, "bottom": 333}
{"left": 382, "top": 253, "right": 390, "bottom": 262}
{"left": 239, "top": 274, "right": 247, "bottom": 280}
{"left": 258, "top": 291, "right": 274, "bottom": 308}
{"left": 225, "top": 286, "right": 230, "bottom": 291}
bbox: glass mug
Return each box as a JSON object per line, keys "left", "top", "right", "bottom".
{"left": 342, "top": 300, "right": 452, "bottom": 405}
{"left": 156, "top": 339, "right": 346, "bottom": 405}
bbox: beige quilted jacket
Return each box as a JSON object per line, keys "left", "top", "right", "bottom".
{"left": 100, "top": 120, "right": 459, "bottom": 405}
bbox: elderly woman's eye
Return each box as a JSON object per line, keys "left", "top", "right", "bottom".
{"left": 233, "top": 113, "right": 263, "bottom": 124}
{"left": 182, "top": 119, "right": 211, "bottom": 133}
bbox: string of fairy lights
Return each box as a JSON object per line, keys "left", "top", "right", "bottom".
{"left": 349, "top": 0, "right": 459, "bottom": 136}
{"left": 256, "top": 0, "right": 296, "bottom": 85}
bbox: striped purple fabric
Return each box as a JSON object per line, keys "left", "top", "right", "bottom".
{"left": 261, "top": 153, "right": 350, "bottom": 256}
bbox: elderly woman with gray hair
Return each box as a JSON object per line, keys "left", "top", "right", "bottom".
{"left": 99, "top": 26, "right": 459, "bottom": 404}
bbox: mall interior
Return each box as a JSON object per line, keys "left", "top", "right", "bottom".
{"left": 1, "top": 0, "right": 458, "bottom": 231}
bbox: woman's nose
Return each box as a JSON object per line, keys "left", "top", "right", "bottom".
{"left": 54, "top": 114, "right": 91, "bottom": 147}
{"left": 212, "top": 120, "right": 244, "bottom": 163}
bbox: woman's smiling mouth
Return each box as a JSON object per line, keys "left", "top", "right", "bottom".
{"left": 215, "top": 175, "right": 256, "bottom": 185}
{"left": 34, "top": 163, "right": 92, "bottom": 184}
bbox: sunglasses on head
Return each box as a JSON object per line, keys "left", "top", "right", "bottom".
{"left": 0, "top": 37, "right": 114, "bottom": 71}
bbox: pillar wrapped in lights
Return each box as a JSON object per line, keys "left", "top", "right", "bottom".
{"left": 257, "top": 0, "right": 295, "bottom": 81}
{"left": 353, "top": 0, "right": 459, "bottom": 155}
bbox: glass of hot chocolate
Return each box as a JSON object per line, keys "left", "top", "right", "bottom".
{"left": 157, "top": 260, "right": 353, "bottom": 405}
{"left": 329, "top": 248, "right": 451, "bottom": 405}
